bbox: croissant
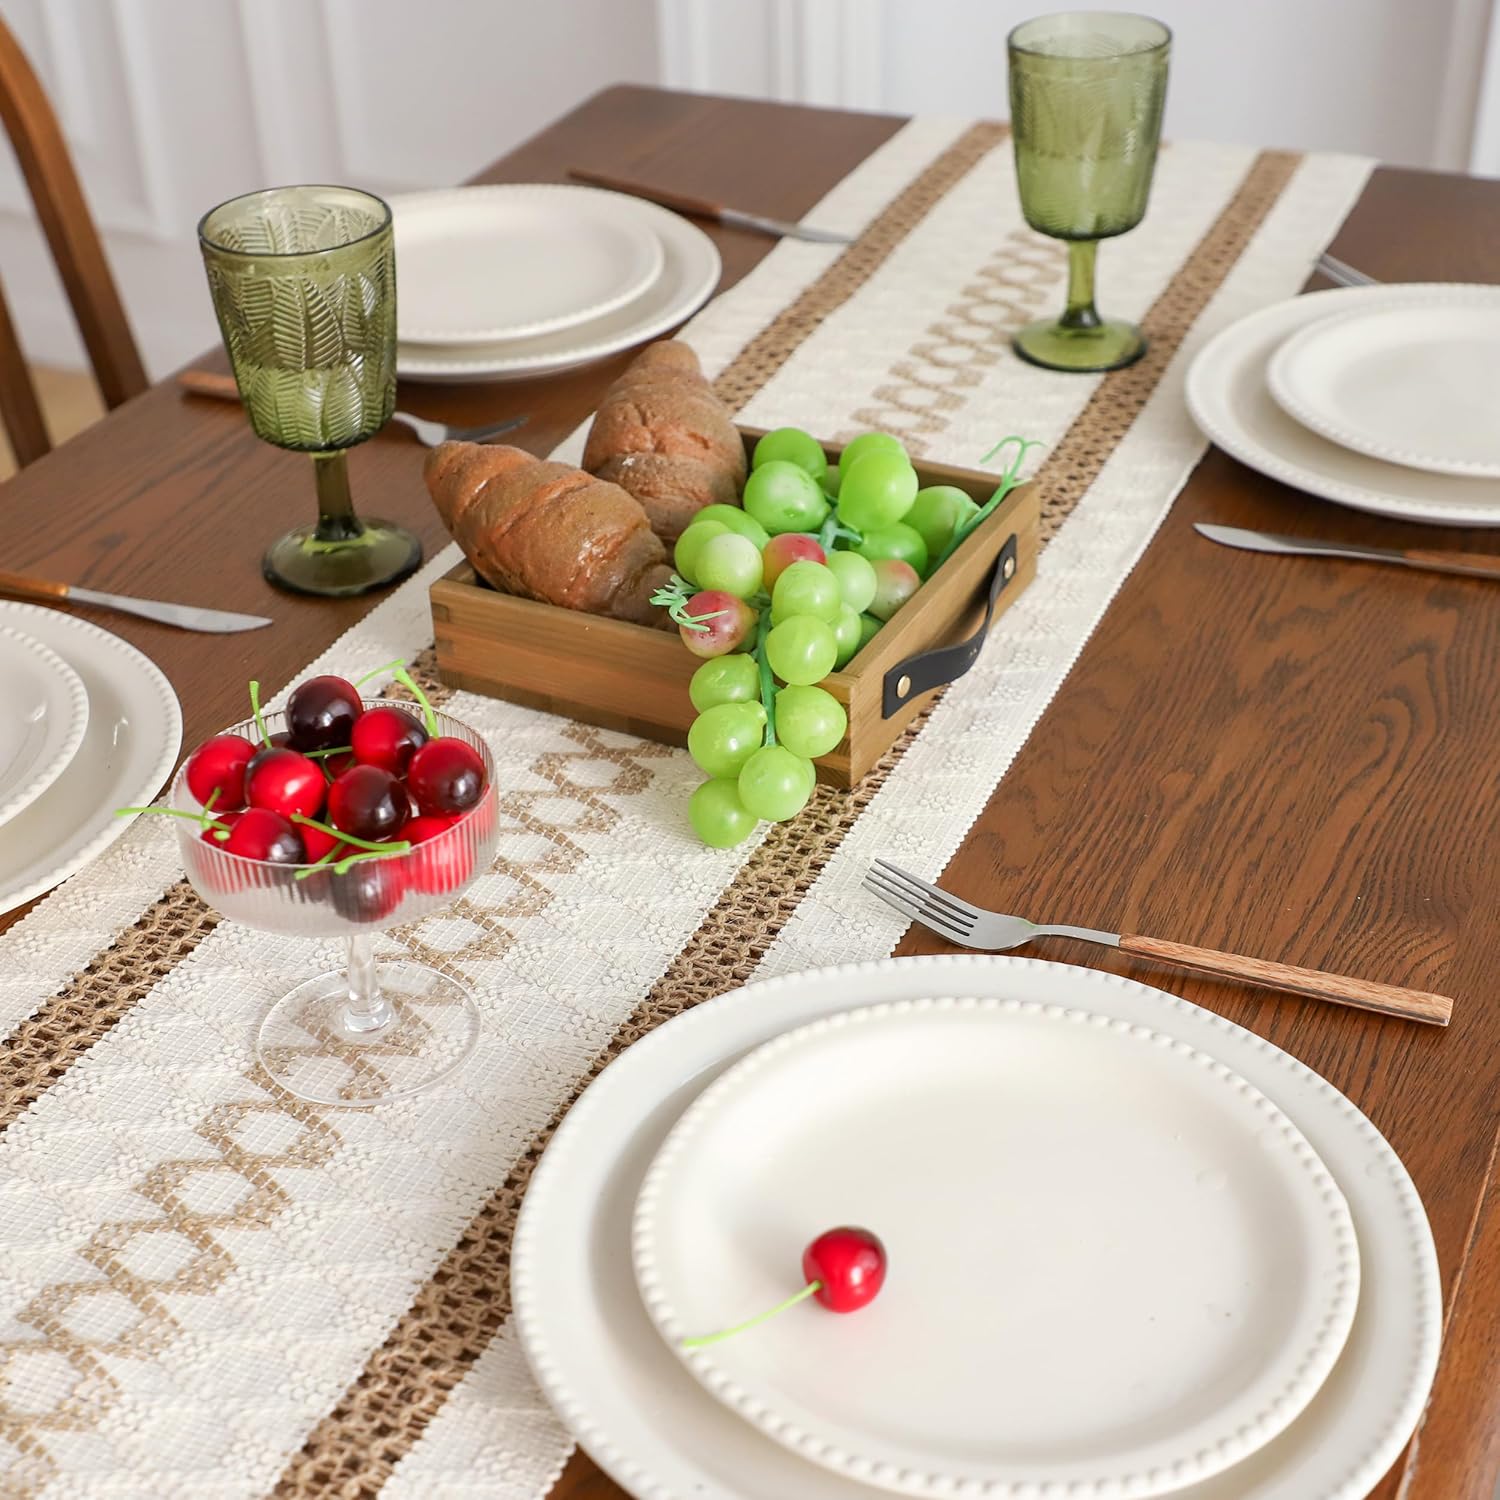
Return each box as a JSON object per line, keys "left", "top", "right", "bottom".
{"left": 424, "top": 442, "right": 673, "bottom": 627}
{"left": 582, "top": 340, "right": 747, "bottom": 546}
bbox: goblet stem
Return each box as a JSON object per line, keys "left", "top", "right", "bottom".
{"left": 343, "top": 935, "right": 395, "bottom": 1035}
{"left": 311, "top": 451, "right": 365, "bottom": 544}
{"left": 1061, "top": 240, "right": 1102, "bottom": 331}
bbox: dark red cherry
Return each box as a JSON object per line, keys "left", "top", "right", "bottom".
{"left": 287, "top": 675, "right": 363, "bottom": 751}
{"left": 404, "top": 813, "right": 472, "bottom": 894}
{"left": 330, "top": 856, "right": 406, "bottom": 923}
{"left": 297, "top": 821, "right": 345, "bottom": 864}
{"left": 407, "top": 737, "right": 485, "bottom": 815}
{"left": 244, "top": 748, "right": 325, "bottom": 821}
{"left": 803, "top": 1227, "right": 887, "bottom": 1313}
{"left": 322, "top": 750, "right": 355, "bottom": 778}
{"left": 350, "top": 706, "right": 428, "bottom": 775}
{"left": 221, "top": 808, "right": 305, "bottom": 864}
{"left": 327, "top": 765, "right": 408, "bottom": 842}
{"left": 186, "top": 734, "right": 255, "bottom": 811}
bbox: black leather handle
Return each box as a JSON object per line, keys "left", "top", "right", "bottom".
{"left": 882, "top": 533, "right": 1019, "bottom": 718}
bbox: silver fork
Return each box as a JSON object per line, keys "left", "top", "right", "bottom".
{"left": 1314, "top": 252, "right": 1379, "bottom": 289}
{"left": 864, "top": 859, "right": 1452, "bottom": 1026}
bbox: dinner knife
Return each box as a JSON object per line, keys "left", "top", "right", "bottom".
{"left": 0, "top": 572, "right": 273, "bottom": 632}
{"left": 566, "top": 166, "right": 854, "bottom": 245}
{"left": 1195, "top": 522, "right": 1500, "bottom": 582}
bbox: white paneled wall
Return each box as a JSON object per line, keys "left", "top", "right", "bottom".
{"left": 4, "top": 0, "right": 1498, "bottom": 380}
{"left": 0, "top": 0, "right": 658, "bottom": 376}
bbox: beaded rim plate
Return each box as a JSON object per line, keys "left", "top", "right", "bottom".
{"left": 0, "top": 623, "right": 89, "bottom": 831}
{"left": 512, "top": 956, "right": 1441, "bottom": 1500}
{"left": 632, "top": 996, "right": 1360, "bottom": 1499}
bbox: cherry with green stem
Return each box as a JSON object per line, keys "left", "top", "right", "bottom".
{"left": 289, "top": 814, "right": 411, "bottom": 878}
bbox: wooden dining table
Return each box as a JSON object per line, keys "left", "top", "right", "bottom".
{"left": 2, "top": 84, "right": 1497, "bottom": 1500}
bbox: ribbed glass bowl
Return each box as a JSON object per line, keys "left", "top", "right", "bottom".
{"left": 173, "top": 703, "right": 499, "bottom": 1106}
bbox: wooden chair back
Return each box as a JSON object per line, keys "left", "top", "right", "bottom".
{"left": 0, "top": 13, "right": 146, "bottom": 467}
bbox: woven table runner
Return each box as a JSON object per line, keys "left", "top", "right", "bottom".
{"left": 0, "top": 119, "right": 1370, "bottom": 1498}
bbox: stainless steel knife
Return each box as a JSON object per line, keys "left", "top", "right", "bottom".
{"left": 0, "top": 571, "right": 273, "bottom": 632}
{"left": 1195, "top": 522, "right": 1500, "bottom": 582}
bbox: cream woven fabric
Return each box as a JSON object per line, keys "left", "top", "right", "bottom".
{"left": 0, "top": 118, "right": 1370, "bottom": 1498}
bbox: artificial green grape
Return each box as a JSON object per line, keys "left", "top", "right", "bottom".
{"left": 906, "top": 485, "right": 979, "bottom": 560}
{"left": 687, "top": 701, "right": 767, "bottom": 779}
{"left": 674, "top": 519, "right": 729, "bottom": 583}
{"left": 689, "top": 778, "right": 758, "bottom": 848}
{"left": 832, "top": 603, "right": 862, "bottom": 667}
{"left": 742, "top": 461, "right": 830, "bottom": 536}
{"left": 824, "top": 549, "right": 877, "bottom": 613}
{"left": 693, "top": 504, "right": 770, "bottom": 551}
{"left": 858, "top": 522, "right": 929, "bottom": 576}
{"left": 689, "top": 654, "right": 761, "bottom": 713}
{"left": 774, "top": 684, "right": 847, "bottom": 758}
{"left": 738, "top": 744, "right": 815, "bottom": 822}
{"left": 822, "top": 462, "right": 841, "bottom": 498}
{"left": 836, "top": 451, "right": 918, "bottom": 532}
{"left": 770, "top": 560, "right": 841, "bottom": 625}
{"left": 839, "top": 432, "right": 906, "bottom": 471}
{"left": 695, "top": 532, "right": 764, "bottom": 599}
{"left": 765, "top": 616, "right": 838, "bottom": 685}
{"left": 752, "top": 427, "right": 827, "bottom": 480}
{"left": 858, "top": 612, "right": 884, "bottom": 649}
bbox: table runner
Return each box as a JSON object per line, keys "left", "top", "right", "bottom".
{"left": 0, "top": 119, "right": 1370, "bottom": 1498}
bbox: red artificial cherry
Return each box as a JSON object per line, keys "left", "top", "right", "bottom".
{"left": 245, "top": 747, "right": 325, "bottom": 821}
{"left": 802, "top": 1227, "right": 887, "bottom": 1313}
{"left": 220, "top": 808, "right": 305, "bottom": 863}
{"left": 200, "top": 811, "right": 241, "bottom": 845}
{"left": 404, "top": 813, "right": 471, "bottom": 894}
{"left": 322, "top": 750, "right": 355, "bottom": 778}
{"left": 286, "top": 674, "right": 363, "bottom": 751}
{"left": 351, "top": 706, "right": 429, "bottom": 775}
{"left": 407, "top": 737, "right": 486, "bottom": 815}
{"left": 331, "top": 855, "right": 406, "bottom": 922}
{"left": 186, "top": 734, "right": 255, "bottom": 810}
{"left": 327, "top": 764, "right": 408, "bottom": 842}
{"left": 297, "top": 820, "right": 345, "bottom": 864}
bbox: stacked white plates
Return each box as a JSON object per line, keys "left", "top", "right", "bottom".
{"left": 1187, "top": 282, "right": 1500, "bottom": 527}
{"left": 513, "top": 956, "right": 1441, "bottom": 1500}
{"left": 0, "top": 603, "right": 181, "bottom": 917}
{"left": 390, "top": 184, "right": 722, "bottom": 383}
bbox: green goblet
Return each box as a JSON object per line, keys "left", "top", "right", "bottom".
{"left": 1008, "top": 12, "right": 1170, "bottom": 373}
{"left": 198, "top": 185, "right": 421, "bottom": 597}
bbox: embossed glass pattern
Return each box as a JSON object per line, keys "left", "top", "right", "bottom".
{"left": 199, "top": 186, "right": 421, "bottom": 596}
{"left": 1008, "top": 12, "right": 1170, "bottom": 372}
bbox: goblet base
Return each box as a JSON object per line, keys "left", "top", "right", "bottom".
{"left": 1013, "top": 316, "right": 1146, "bottom": 373}
{"left": 264, "top": 518, "right": 422, "bottom": 598}
{"left": 257, "top": 960, "right": 480, "bottom": 1106}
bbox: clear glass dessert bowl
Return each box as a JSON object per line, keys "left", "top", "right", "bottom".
{"left": 173, "top": 704, "right": 498, "bottom": 1106}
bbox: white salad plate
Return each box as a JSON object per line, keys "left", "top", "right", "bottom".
{"left": 391, "top": 185, "right": 665, "bottom": 346}
{"left": 397, "top": 198, "right": 720, "bottom": 383}
{"left": 1267, "top": 293, "right": 1500, "bottom": 478}
{"left": 0, "top": 623, "right": 89, "bottom": 830}
{"left": 1186, "top": 284, "right": 1500, "bottom": 527}
{"left": 513, "top": 956, "right": 1442, "bottom": 1500}
{"left": 0, "top": 604, "right": 181, "bottom": 917}
{"left": 632, "top": 997, "right": 1360, "bottom": 1499}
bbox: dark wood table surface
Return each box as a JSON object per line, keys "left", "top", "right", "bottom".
{"left": 3, "top": 85, "right": 1497, "bottom": 1500}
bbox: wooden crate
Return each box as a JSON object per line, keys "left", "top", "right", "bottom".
{"left": 430, "top": 430, "right": 1039, "bottom": 787}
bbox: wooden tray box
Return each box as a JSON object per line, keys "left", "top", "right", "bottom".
{"left": 430, "top": 430, "right": 1039, "bottom": 787}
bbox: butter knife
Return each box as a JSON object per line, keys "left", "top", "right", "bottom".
{"left": 0, "top": 571, "right": 273, "bottom": 632}
{"left": 1195, "top": 522, "right": 1500, "bottom": 582}
{"left": 566, "top": 166, "right": 853, "bottom": 244}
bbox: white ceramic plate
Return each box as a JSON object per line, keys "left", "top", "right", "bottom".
{"left": 391, "top": 185, "right": 665, "bottom": 345}
{"left": 1268, "top": 294, "right": 1500, "bottom": 478}
{"left": 0, "top": 604, "right": 181, "bottom": 917}
{"left": 633, "top": 997, "right": 1359, "bottom": 1499}
{"left": 1186, "top": 284, "right": 1500, "bottom": 527}
{"left": 513, "top": 956, "right": 1441, "bottom": 1500}
{"left": 0, "top": 624, "right": 89, "bottom": 830}
{"left": 397, "top": 199, "right": 720, "bottom": 383}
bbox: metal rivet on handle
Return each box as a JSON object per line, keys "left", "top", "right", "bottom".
{"left": 1003, "top": 556, "right": 1016, "bottom": 579}
{"left": 896, "top": 674, "right": 911, "bottom": 698}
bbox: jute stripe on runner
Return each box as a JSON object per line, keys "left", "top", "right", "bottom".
{"left": 270, "top": 146, "right": 1303, "bottom": 1498}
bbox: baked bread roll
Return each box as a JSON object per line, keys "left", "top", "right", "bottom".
{"left": 582, "top": 340, "right": 747, "bottom": 545}
{"left": 425, "top": 441, "right": 672, "bottom": 626}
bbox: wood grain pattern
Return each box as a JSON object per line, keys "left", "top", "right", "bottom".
{"left": 1117, "top": 933, "right": 1453, "bottom": 1025}
{"left": 0, "top": 87, "right": 1496, "bottom": 1499}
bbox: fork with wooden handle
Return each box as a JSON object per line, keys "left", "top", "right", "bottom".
{"left": 866, "top": 859, "right": 1453, "bottom": 1026}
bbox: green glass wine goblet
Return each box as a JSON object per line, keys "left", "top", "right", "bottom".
{"left": 198, "top": 185, "right": 422, "bottom": 597}
{"left": 1008, "top": 11, "right": 1170, "bottom": 373}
